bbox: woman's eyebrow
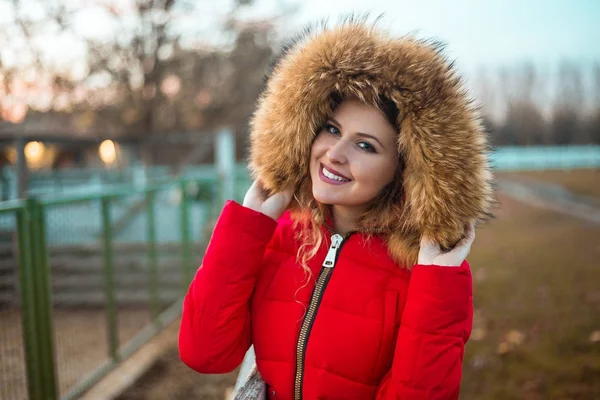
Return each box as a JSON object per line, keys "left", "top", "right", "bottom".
{"left": 329, "top": 117, "right": 384, "bottom": 148}
{"left": 356, "top": 132, "right": 384, "bottom": 148}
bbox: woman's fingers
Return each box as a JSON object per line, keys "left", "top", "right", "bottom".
{"left": 418, "top": 235, "right": 441, "bottom": 265}
{"left": 420, "top": 235, "right": 441, "bottom": 252}
{"left": 262, "top": 188, "right": 294, "bottom": 220}
{"left": 243, "top": 180, "right": 268, "bottom": 211}
{"left": 275, "top": 188, "right": 294, "bottom": 207}
{"left": 418, "top": 222, "right": 476, "bottom": 266}
{"left": 242, "top": 180, "right": 295, "bottom": 221}
{"left": 253, "top": 180, "right": 268, "bottom": 200}
{"left": 455, "top": 222, "right": 476, "bottom": 250}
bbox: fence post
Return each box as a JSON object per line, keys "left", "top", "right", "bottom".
{"left": 146, "top": 191, "right": 160, "bottom": 325}
{"left": 215, "top": 128, "right": 235, "bottom": 205}
{"left": 27, "top": 199, "right": 58, "bottom": 399}
{"left": 16, "top": 205, "right": 44, "bottom": 400}
{"left": 180, "top": 180, "right": 192, "bottom": 291}
{"left": 101, "top": 197, "right": 120, "bottom": 362}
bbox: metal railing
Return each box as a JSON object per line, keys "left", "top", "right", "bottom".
{"left": 0, "top": 177, "right": 222, "bottom": 400}
{"left": 491, "top": 145, "right": 600, "bottom": 170}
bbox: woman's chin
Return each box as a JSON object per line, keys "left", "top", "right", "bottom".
{"left": 312, "top": 180, "right": 360, "bottom": 206}
{"left": 311, "top": 190, "right": 335, "bottom": 206}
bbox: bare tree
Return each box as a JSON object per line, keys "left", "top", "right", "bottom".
{"left": 497, "top": 64, "right": 547, "bottom": 145}
{"left": 550, "top": 61, "right": 585, "bottom": 144}
{"left": 1, "top": 0, "right": 295, "bottom": 164}
{"left": 588, "top": 63, "right": 600, "bottom": 144}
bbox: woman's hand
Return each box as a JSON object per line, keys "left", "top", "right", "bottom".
{"left": 418, "top": 223, "right": 475, "bottom": 267}
{"left": 243, "top": 180, "right": 294, "bottom": 221}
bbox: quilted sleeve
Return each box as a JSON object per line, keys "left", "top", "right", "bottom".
{"left": 178, "top": 200, "right": 278, "bottom": 374}
{"left": 375, "top": 260, "right": 473, "bottom": 399}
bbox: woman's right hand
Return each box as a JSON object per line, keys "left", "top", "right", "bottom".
{"left": 243, "top": 180, "right": 294, "bottom": 221}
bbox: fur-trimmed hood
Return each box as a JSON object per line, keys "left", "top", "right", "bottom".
{"left": 248, "top": 21, "right": 494, "bottom": 267}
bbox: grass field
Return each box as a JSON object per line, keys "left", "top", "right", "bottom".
{"left": 118, "top": 177, "right": 600, "bottom": 400}
{"left": 462, "top": 194, "right": 600, "bottom": 399}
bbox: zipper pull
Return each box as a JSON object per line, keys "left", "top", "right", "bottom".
{"left": 323, "top": 234, "right": 343, "bottom": 268}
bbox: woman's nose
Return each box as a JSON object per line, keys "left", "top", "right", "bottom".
{"left": 325, "top": 140, "right": 348, "bottom": 164}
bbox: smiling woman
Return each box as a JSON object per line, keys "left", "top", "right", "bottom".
{"left": 179, "top": 19, "right": 494, "bottom": 400}
{"left": 310, "top": 97, "right": 400, "bottom": 234}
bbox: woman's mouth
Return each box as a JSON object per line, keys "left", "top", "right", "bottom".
{"left": 319, "top": 164, "right": 351, "bottom": 185}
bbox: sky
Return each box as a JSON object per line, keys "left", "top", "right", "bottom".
{"left": 2, "top": 0, "right": 599, "bottom": 72}
{"left": 288, "top": 0, "right": 600, "bottom": 71}
{"left": 1, "top": 0, "right": 599, "bottom": 118}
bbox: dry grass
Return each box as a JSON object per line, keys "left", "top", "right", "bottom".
{"left": 461, "top": 194, "right": 600, "bottom": 399}
{"left": 498, "top": 169, "right": 600, "bottom": 200}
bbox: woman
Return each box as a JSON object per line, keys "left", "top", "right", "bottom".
{"left": 179, "top": 20, "right": 494, "bottom": 399}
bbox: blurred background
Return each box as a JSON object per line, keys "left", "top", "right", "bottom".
{"left": 0, "top": 1, "right": 599, "bottom": 399}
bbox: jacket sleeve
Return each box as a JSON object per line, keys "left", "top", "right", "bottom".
{"left": 178, "top": 200, "right": 278, "bottom": 374}
{"left": 376, "top": 260, "right": 473, "bottom": 400}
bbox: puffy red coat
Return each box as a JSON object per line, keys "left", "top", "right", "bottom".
{"left": 179, "top": 201, "right": 473, "bottom": 399}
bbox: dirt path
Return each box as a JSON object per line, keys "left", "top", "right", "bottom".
{"left": 498, "top": 178, "right": 600, "bottom": 224}
{"left": 499, "top": 169, "right": 600, "bottom": 200}
{"left": 116, "top": 348, "right": 238, "bottom": 400}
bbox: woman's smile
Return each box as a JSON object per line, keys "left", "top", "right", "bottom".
{"left": 319, "top": 163, "right": 351, "bottom": 184}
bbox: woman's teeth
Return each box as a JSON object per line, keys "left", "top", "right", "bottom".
{"left": 323, "top": 167, "right": 349, "bottom": 182}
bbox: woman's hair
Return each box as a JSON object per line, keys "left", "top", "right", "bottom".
{"left": 293, "top": 94, "right": 404, "bottom": 281}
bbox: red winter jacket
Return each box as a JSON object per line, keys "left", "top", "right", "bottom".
{"left": 179, "top": 201, "right": 473, "bottom": 399}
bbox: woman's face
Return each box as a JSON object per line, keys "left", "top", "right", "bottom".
{"left": 310, "top": 97, "right": 399, "bottom": 215}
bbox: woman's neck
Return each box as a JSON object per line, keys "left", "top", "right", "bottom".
{"left": 330, "top": 205, "right": 361, "bottom": 235}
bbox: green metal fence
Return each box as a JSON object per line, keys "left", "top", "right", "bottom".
{"left": 0, "top": 178, "right": 221, "bottom": 400}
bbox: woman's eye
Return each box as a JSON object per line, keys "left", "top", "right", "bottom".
{"left": 357, "top": 141, "right": 376, "bottom": 153}
{"left": 325, "top": 124, "right": 340, "bottom": 135}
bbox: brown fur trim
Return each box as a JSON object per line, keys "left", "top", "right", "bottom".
{"left": 249, "top": 21, "right": 495, "bottom": 267}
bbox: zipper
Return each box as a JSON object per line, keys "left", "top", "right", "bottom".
{"left": 293, "top": 230, "right": 352, "bottom": 400}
